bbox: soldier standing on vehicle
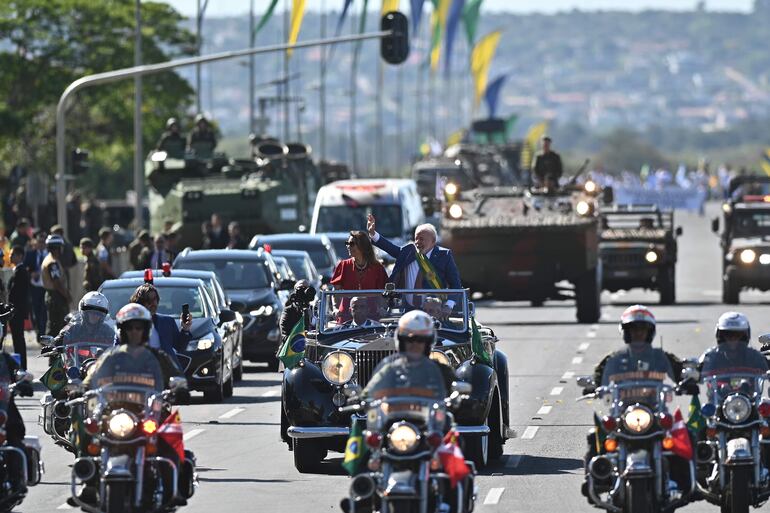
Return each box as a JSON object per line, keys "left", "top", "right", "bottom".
{"left": 187, "top": 114, "right": 217, "bottom": 158}
{"left": 156, "top": 117, "right": 186, "bottom": 159}
{"left": 41, "top": 235, "right": 71, "bottom": 336}
{"left": 531, "top": 135, "right": 563, "bottom": 187}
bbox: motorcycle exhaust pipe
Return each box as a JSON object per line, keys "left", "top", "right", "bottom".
{"left": 73, "top": 458, "right": 96, "bottom": 482}
{"left": 588, "top": 455, "right": 614, "bottom": 481}
{"left": 696, "top": 442, "right": 715, "bottom": 464}
{"left": 350, "top": 474, "right": 376, "bottom": 501}
{"left": 54, "top": 401, "right": 71, "bottom": 420}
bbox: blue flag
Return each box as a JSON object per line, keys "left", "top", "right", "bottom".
{"left": 444, "top": 0, "right": 466, "bottom": 76}
{"left": 410, "top": 0, "right": 426, "bottom": 36}
{"left": 484, "top": 73, "right": 507, "bottom": 118}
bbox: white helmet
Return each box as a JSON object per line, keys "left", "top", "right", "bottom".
{"left": 116, "top": 303, "right": 152, "bottom": 329}
{"left": 397, "top": 310, "right": 435, "bottom": 355}
{"left": 79, "top": 291, "right": 109, "bottom": 315}
{"left": 619, "top": 305, "right": 656, "bottom": 344}
{"left": 715, "top": 312, "right": 750, "bottom": 343}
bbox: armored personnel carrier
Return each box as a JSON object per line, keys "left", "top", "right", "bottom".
{"left": 441, "top": 173, "right": 608, "bottom": 323}
{"left": 146, "top": 138, "right": 322, "bottom": 248}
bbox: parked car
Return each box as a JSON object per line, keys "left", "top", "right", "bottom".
{"left": 249, "top": 234, "right": 338, "bottom": 282}
{"left": 173, "top": 249, "right": 293, "bottom": 371}
{"left": 270, "top": 249, "right": 322, "bottom": 292}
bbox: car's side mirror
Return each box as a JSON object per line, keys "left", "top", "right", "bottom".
{"left": 380, "top": 11, "right": 409, "bottom": 65}
{"left": 576, "top": 376, "right": 595, "bottom": 389}
{"left": 711, "top": 217, "right": 719, "bottom": 233}
{"left": 219, "top": 309, "right": 237, "bottom": 323}
{"left": 169, "top": 376, "right": 188, "bottom": 392}
{"left": 675, "top": 226, "right": 683, "bottom": 237}
{"left": 451, "top": 381, "right": 472, "bottom": 395}
{"left": 279, "top": 279, "right": 296, "bottom": 291}
{"left": 229, "top": 301, "right": 245, "bottom": 313}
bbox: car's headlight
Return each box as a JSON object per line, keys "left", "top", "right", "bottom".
{"left": 249, "top": 305, "right": 274, "bottom": 317}
{"left": 108, "top": 411, "right": 137, "bottom": 439}
{"left": 723, "top": 394, "right": 752, "bottom": 423}
{"left": 187, "top": 334, "right": 215, "bottom": 351}
{"left": 430, "top": 351, "right": 450, "bottom": 366}
{"left": 584, "top": 180, "right": 597, "bottom": 193}
{"left": 740, "top": 249, "right": 757, "bottom": 264}
{"left": 448, "top": 204, "right": 463, "bottom": 219}
{"left": 321, "top": 351, "right": 355, "bottom": 385}
{"left": 645, "top": 250, "right": 658, "bottom": 263}
{"left": 388, "top": 422, "right": 420, "bottom": 454}
{"left": 576, "top": 201, "right": 593, "bottom": 216}
{"left": 445, "top": 182, "right": 459, "bottom": 196}
{"left": 623, "top": 406, "right": 652, "bottom": 434}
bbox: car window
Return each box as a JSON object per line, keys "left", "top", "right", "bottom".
{"left": 284, "top": 255, "right": 313, "bottom": 280}
{"left": 316, "top": 205, "right": 403, "bottom": 239}
{"left": 100, "top": 286, "right": 206, "bottom": 318}
{"left": 267, "top": 242, "right": 332, "bottom": 269}
{"left": 176, "top": 259, "right": 272, "bottom": 289}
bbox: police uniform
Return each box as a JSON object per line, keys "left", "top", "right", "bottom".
{"left": 42, "top": 252, "right": 69, "bottom": 336}
{"left": 601, "top": 344, "right": 675, "bottom": 386}
{"left": 699, "top": 343, "right": 768, "bottom": 375}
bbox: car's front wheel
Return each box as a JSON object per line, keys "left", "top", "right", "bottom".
{"left": 203, "top": 360, "right": 225, "bottom": 403}
{"left": 293, "top": 438, "right": 324, "bottom": 473}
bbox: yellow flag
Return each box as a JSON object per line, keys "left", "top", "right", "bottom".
{"left": 470, "top": 30, "right": 501, "bottom": 106}
{"left": 761, "top": 148, "right": 770, "bottom": 178}
{"left": 382, "top": 0, "right": 399, "bottom": 15}
{"left": 430, "top": 0, "right": 451, "bottom": 72}
{"left": 520, "top": 121, "right": 549, "bottom": 171}
{"left": 446, "top": 128, "right": 465, "bottom": 147}
{"left": 287, "top": 0, "right": 306, "bottom": 57}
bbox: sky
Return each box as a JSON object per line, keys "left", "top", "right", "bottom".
{"left": 162, "top": 0, "right": 754, "bottom": 17}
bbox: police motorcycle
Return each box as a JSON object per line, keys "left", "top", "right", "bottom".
{"left": 576, "top": 372, "right": 697, "bottom": 513}
{"left": 39, "top": 293, "right": 115, "bottom": 453}
{"left": 66, "top": 304, "right": 196, "bottom": 513}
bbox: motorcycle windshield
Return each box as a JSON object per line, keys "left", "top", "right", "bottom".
{"left": 62, "top": 342, "right": 112, "bottom": 369}
{"left": 86, "top": 384, "right": 161, "bottom": 418}
{"left": 594, "top": 377, "right": 673, "bottom": 418}
{"left": 377, "top": 397, "right": 436, "bottom": 426}
{"left": 87, "top": 348, "right": 165, "bottom": 393}
{"left": 363, "top": 355, "right": 447, "bottom": 401}
{"left": 701, "top": 372, "right": 765, "bottom": 402}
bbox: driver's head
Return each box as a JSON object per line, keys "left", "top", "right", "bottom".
{"left": 78, "top": 291, "right": 110, "bottom": 325}
{"left": 397, "top": 310, "right": 435, "bottom": 359}
{"left": 116, "top": 303, "right": 152, "bottom": 347}
{"left": 716, "top": 311, "right": 750, "bottom": 351}
{"left": 130, "top": 284, "right": 160, "bottom": 316}
{"left": 619, "top": 305, "right": 656, "bottom": 348}
{"left": 350, "top": 296, "right": 366, "bottom": 325}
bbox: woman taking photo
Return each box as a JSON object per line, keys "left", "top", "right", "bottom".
{"left": 330, "top": 230, "right": 387, "bottom": 322}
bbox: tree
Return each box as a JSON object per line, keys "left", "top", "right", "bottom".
{"left": 594, "top": 128, "right": 669, "bottom": 172}
{"left": 0, "top": 0, "right": 196, "bottom": 198}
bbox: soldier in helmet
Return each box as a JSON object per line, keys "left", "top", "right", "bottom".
{"left": 187, "top": 114, "right": 217, "bottom": 158}
{"left": 155, "top": 117, "right": 186, "bottom": 159}
{"left": 531, "top": 135, "right": 563, "bottom": 188}
{"left": 41, "top": 234, "right": 72, "bottom": 336}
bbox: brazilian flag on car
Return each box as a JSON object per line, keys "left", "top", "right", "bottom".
{"left": 342, "top": 421, "right": 367, "bottom": 475}
{"left": 40, "top": 355, "right": 66, "bottom": 393}
{"left": 277, "top": 317, "right": 306, "bottom": 369}
{"left": 471, "top": 316, "right": 492, "bottom": 366}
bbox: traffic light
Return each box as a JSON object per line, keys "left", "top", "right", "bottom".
{"left": 71, "top": 148, "right": 90, "bottom": 175}
{"left": 380, "top": 12, "right": 409, "bottom": 65}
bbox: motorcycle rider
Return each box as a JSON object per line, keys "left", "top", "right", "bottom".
{"left": 699, "top": 312, "right": 768, "bottom": 375}
{"left": 52, "top": 292, "right": 116, "bottom": 347}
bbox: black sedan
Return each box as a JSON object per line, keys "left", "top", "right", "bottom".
{"left": 98, "top": 276, "right": 237, "bottom": 402}
{"left": 174, "top": 249, "right": 293, "bottom": 371}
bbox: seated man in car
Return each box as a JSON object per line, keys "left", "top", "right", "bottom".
{"left": 343, "top": 296, "right": 382, "bottom": 328}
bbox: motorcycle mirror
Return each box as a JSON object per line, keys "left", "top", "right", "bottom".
{"left": 681, "top": 357, "right": 699, "bottom": 369}
{"left": 169, "top": 376, "right": 188, "bottom": 392}
{"left": 14, "top": 370, "right": 33, "bottom": 382}
{"left": 38, "top": 335, "right": 54, "bottom": 346}
{"left": 759, "top": 334, "right": 770, "bottom": 346}
{"left": 343, "top": 383, "right": 362, "bottom": 398}
{"left": 681, "top": 367, "right": 700, "bottom": 382}
{"left": 576, "top": 376, "right": 595, "bottom": 388}
{"left": 451, "top": 381, "right": 472, "bottom": 395}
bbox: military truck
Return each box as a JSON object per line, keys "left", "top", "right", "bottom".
{"left": 441, "top": 175, "right": 609, "bottom": 323}
{"left": 712, "top": 176, "right": 770, "bottom": 304}
{"left": 146, "top": 137, "right": 322, "bottom": 248}
{"left": 599, "top": 205, "right": 682, "bottom": 304}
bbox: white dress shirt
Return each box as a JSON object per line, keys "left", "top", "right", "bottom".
{"left": 149, "top": 324, "right": 161, "bottom": 349}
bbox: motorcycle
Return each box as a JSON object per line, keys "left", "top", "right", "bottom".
{"left": 694, "top": 371, "right": 770, "bottom": 513}
{"left": 576, "top": 375, "right": 696, "bottom": 513}
{"left": 339, "top": 382, "right": 476, "bottom": 513}
{"left": 66, "top": 378, "right": 196, "bottom": 513}
{"left": 38, "top": 337, "right": 111, "bottom": 453}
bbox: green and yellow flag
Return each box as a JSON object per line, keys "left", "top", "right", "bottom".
{"left": 686, "top": 394, "right": 704, "bottom": 436}
{"left": 470, "top": 30, "right": 501, "bottom": 106}
{"left": 287, "top": 0, "right": 307, "bottom": 57}
{"left": 471, "top": 316, "right": 492, "bottom": 365}
{"left": 520, "top": 121, "right": 548, "bottom": 171}
{"left": 342, "top": 421, "right": 366, "bottom": 475}
{"left": 761, "top": 147, "right": 770, "bottom": 178}
{"left": 429, "top": 0, "right": 451, "bottom": 72}
{"left": 277, "top": 317, "right": 306, "bottom": 368}
{"left": 40, "top": 356, "right": 66, "bottom": 393}
{"left": 415, "top": 250, "right": 445, "bottom": 289}
{"left": 254, "top": 0, "right": 280, "bottom": 36}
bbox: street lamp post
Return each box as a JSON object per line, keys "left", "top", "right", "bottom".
{"left": 133, "top": 0, "right": 143, "bottom": 228}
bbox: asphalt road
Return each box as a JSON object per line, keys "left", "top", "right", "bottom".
{"left": 10, "top": 202, "right": 770, "bottom": 513}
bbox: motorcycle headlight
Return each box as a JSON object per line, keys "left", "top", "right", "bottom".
{"left": 429, "top": 350, "right": 450, "bottom": 366}
{"left": 108, "top": 411, "right": 137, "bottom": 439}
{"left": 321, "top": 351, "right": 355, "bottom": 385}
{"left": 388, "top": 422, "right": 420, "bottom": 454}
{"left": 186, "top": 334, "right": 215, "bottom": 351}
{"left": 723, "top": 394, "right": 752, "bottom": 423}
{"left": 740, "top": 249, "right": 757, "bottom": 264}
{"left": 249, "top": 305, "right": 274, "bottom": 317}
{"left": 623, "top": 406, "right": 653, "bottom": 434}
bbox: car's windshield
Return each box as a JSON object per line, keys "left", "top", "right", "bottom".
{"left": 316, "top": 205, "right": 403, "bottom": 239}
{"left": 176, "top": 259, "right": 271, "bottom": 290}
{"left": 731, "top": 210, "right": 770, "bottom": 238}
{"left": 100, "top": 286, "right": 206, "bottom": 318}
{"left": 267, "top": 242, "right": 332, "bottom": 269}
{"left": 282, "top": 255, "right": 315, "bottom": 280}
{"left": 602, "top": 213, "right": 663, "bottom": 230}
{"left": 319, "top": 289, "right": 467, "bottom": 334}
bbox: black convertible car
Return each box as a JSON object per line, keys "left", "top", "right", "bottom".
{"left": 281, "top": 288, "right": 511, "bottom": 472}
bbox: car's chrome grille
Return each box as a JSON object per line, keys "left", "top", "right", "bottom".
{"left": 355, "top": 349, "right": 396, "bottom": 387}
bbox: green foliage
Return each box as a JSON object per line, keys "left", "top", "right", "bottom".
{"left": 0, "top": 0, "right": 196, "bottom": 196}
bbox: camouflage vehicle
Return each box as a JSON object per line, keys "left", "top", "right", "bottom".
{"left": 441, "top": 174, "right": 609, "bottom": 323}
{"left": 146, "top": 138, "right": 322, "bottom": 248}
{"left": 599, "top": 205, "right": 682, "bottom": 304}
{"left": 712, "top": 176, "right": 770, "bottom": 304}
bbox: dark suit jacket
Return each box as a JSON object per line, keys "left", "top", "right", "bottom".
{"left": 373, "top": 234, "right": 462, "bottom": 289}
{"left": 152, "top": 314, "right": 190, "bottom": 369}
{"left": 8, "top": 264, "right": 29, "bottom": 318}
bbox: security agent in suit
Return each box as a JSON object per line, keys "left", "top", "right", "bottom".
{"left": 128, "top": 283, "right": 190, "bottom": 371}
{"left": 366, "top": 215, "right": 461, "bottom": 311}
{"left": 280, "top": 280, "right": 316, "bottom": 340}
{"left": 7, "top": 246, "right": 29, "bottom": 369}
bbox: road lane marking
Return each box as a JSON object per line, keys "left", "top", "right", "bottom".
{"left": 578, "top": 342, "right": 590, "bottom": 352}
{"left": 571, "top": 356, "right": 583, "bottom": 364}
{"left": 591, "top": 324, "right": 599, "bottom": 330}
{"left": 184, "top": 429, "right": 205, "bottom": 441}
{"left": 505, "top": 455, "right": 522, "bottom": 468}
{"left": 550, "top": 387, "right": 563, "bottom": 395}
{"left": 586, "top": 331, "right": 597, "bottom": 338}
{"left": 521, "top": 426, "right": 539, "bottom": 439}
{"left": 483, "top": 487, "right": 505, "bottom": 505}
{"left": 57, "top": 503, "right": 73, "bottom": 510}
{"left": 261, "top": 390, "right": 279, "bottom": 397}
{"left": 218, "top": 407, "right": 245, "bottom": 419}
{"left": 562, "top": 371, "right": 575, "bottom": 380}
{"left": 536, "top": 405, "right": 552, "bottom": 415}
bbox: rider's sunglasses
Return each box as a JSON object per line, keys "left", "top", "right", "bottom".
{"left": 123, "top": 324, "right": 144, "bottom": 332}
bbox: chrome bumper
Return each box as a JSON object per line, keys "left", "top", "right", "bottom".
{"left": 455, "top": 425, "right": 491, "bottom": 436}
{"left": 287, "top": 426, "right": 351, "bottom": 439}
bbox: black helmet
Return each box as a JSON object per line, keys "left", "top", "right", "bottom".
{"left": 45, "top": 234, "right": 65, "bottom": 248}
{"left": 293, "top": 279, "right": 316, "bottom": 304}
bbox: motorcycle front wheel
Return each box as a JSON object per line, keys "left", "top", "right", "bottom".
{"left": 105, "top": 481, "right": 132, "bottom": 513}
{"left": 624, "top": 478, "right": 653, "bottom": 513}
{"left": 724, "top": 466, "right": 751, "bottom": 513}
